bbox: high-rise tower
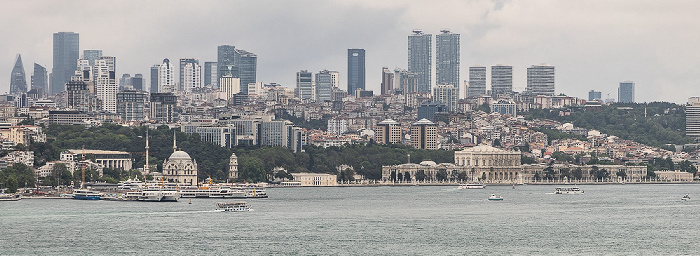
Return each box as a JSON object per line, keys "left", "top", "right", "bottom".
{"left": 94, "top": 56, "right": 117, "bottom": 113}
{"left": 9, "top": 54, "right": 27, "bottom": 94}
{"left": 468, "top": 66, "right": 487, "bottom": 98}
{"left": 32, "top": 63, "right": 48, "bottom": 95}
{"left": 526, "top": 64, "right": 555, "bottom": 96}
{"left": 408, "top": 30, "right": 432, "bottom": 93}
{"left": 179, "top": 58, "right": 199, "bottom": 92}
{"left": 158, "top": 59, "right": 176, "bottom": 93}
{"left": 491, "top": 65, "right": 513, "bottom": 97}
{"left": 347, "top": 49, "right": 365, "bottom": 95}
{"left": 618, "top": 81, "right": 635, "bottom": 103}
{"left": 51, "top": 32, "right": 79, "bottom": 95}
{"left": 436, "top": 30, "right": 460, "bottom": 89}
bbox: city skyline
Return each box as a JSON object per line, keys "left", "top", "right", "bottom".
{"left": 1, "top": 1, "right": 699, "bottom": 103}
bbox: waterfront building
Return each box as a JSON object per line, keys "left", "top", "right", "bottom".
{"left": 10, "top": 54, "right": 28, "bottom": 94}
{"left": 408, "top": 30, "right": 432, "bottom": 93}
{"left": 31, "top": 63, "right": 48, "bottom": 96}
{"left": 491, "top": 65, "right": 513, "bottom": 97}
{"left": 347, "top": 49, "right": 366, "bottom": 95}
{"left": 150, "top": 65, "right": 159, "bottom": 93}
{"left": 315, "top": 70, "right": 333, "bottom": 101}
{"left": 162, "top": 135, "right": 198, "bottom": 186}
{"left": 654, "top": 170, "right": 693, "bottom": 182}
{"left": 589, "top": 90, "right": 602, "bottom": 101}
{"left": 116, "top": 90, "right": 147, "bottom": 121}
{"left": 158, "top": 59, "right": 176, "bottom": 93}
{"left": 291, "top": 173, "right": 338, "bottom": 186}
{"left": 381, "top": 67, "right": 394, "bottom": 95}
{"left": 51, "top": 32, "right": 79, "bottom": 94}
{"left": 179, "top": 58, "right": 199, "bottom": 92}
{"left": 433, "top": 84, "right": 458, "bottom": 112}
{"left": 94, "top": 56, "right": 117, "bottom": 113}
{"left": 204, "top": 61, "right": 217, "bottom": 88}
{"left": 468, "top": 66, "right": 487, "bottom": 98}
{"left": 296, "top": 70, "right": 314, "bottom": 100}
{"left": 526, "top": 64, "right": 555, "bottom": 96}
{"left": 375, "top": 119, "right": 401, "bottom": 144}
{"left": 150, "top": 93, "right": 177, "bottom": 123}
{"left": 618, "top": 81, "right": 635, "bottom": 103}
{"left": 436, "top": 30, "right": 460, "bottom": 90}
{"left": 410, "top": 118, "right": 438, "bottom": 150}
{"left": 229, "top": 152, "right": 238, "bottom": 181}
{"left": 61, "top": 149, "right": 133, "bottom": 170}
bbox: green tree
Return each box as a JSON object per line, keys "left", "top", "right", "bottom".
{"left": 436, "top": 169, "right": 448, "bottom": 181}
{"left": 415, "top": 170, "right": 427, "bottom": 181}
{"left": 6, "top": 176, "right": 18, "bottom": 193}
{"left": 238, "top": 157, "right": 266, "bottom": 183}
{"left": 616, "top": 170, "right": 627, "bottom": 179}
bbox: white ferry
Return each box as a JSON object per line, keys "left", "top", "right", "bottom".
{"left": 72, "top": 189, "right": 103, "bottom": 200}
{"left": 124, "top": 187, "right": 179, "bottom": 202}
{"left": 215, "top": 201, "right": 251, "bottom": 212}
{"left": 554, "top": 187, "right": 584, "bottom": 194}
{"left": 179, "top": 187, "right": 246, "bottom": 198}
{"left": 458, "top": 183, "right": 486, "bottom": 189}
{"left": 0, "top": 193, "right": 21, "bottom": 201}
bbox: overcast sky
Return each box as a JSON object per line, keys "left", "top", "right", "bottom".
{"left": 2, "top": 0, "right": 699, "bottom": 103}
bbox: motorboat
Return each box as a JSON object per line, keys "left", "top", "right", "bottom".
{"left": 554, "top": 187, "right": 584, "bottom": 194}
{"left": 682, "top": 194, "right": 691, "bottom": 201}
{"left": 458, "top": 183, "right": 486, "bottom": 189}
{"left": 215, "top": 201, "right": 251, "bottom": 212}
{"left": 72, "top": 189, "right": 102, "bottom": 200}
{"left": 0, "top": 193, "right": 21, "bottom": 201}
{"left": 488, "top": 194, "right": 503, "bottom": 201}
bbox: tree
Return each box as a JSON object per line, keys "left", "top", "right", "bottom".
{"left": 616, "top": 170, "right": 627, "bottom": 179}
{"left": 436, "top": 170, "right": 447, "bottom": 181}
{"left": 404, "top": 172, "right": 411, "bottom": 181}
{"left": 6, "top": 176, "right": 18, "bottom": 193}
{"left": 238, "top": 157, "right": 266, "bottom": 183}
{"left": 457, "top": 171, "right": 467, "bottom": 181}
{"left": 572, "top": 168, "right": 583, "bottom": 180}
{"left": 415, "top": 170, "right": 427, "bottom": 181}
{"left": 543, "top": 166, "right": 555, "bottom": 180}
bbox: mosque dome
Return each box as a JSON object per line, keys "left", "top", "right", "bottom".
{"left": 169, "top": 150, "right": 192, "bottom": 160}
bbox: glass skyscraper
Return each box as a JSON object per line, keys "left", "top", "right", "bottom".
{"left": 32, "top": 63, "right": 48, "bottom": 94}
{"left": 347, "top": 49, "right": 365, "bottom": 95}
{"left": 526, "top": 64, "right": 555, "bottom": 96}
{"left": 217, "top": 45, "right": 256, "bottom": 94}
{"left": 491, "top": 65, "right": 513, "bottom": 97}
{"left": 618, "top": 81, "right": 635, "bottom": 103}
{"left": 51, "top": 32, "right": 79, "bottom": 94}
{"left": 408, "top": 30, "right": 432, "bottom": 93}
{"left": 436, "top": 30, "right": 460, "bottom": 89}
{"left": 204, "top": 61, "right": 217, "bottom": 89}
{"left": 10, "top": 54, "right": 27, "bottom": 94}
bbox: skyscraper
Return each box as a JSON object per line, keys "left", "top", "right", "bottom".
{"left": 150, "top": 93, "right": 177, "bottom": 123}
{"left": 408, "top": 30, "right": 432, "bottom": 93}
{"left": 329, "top": 71, "right": 340, "bottom": 90}
{"left": 32, "top": 63, "right": 48, "bottom": 95}
{"left": 468, "top": 66, "right": 487, "bottom": 98}
{"left": 526, "top": 64, "right": 555, "bottom": 96}
{"left": 51, "top": 32, "right": 79, "bottom": 95}
{"left": 132, "top": 74, "right": 143, "bottom": 91}
{"left": 204, "top": 61, "right": 217, "bottom": 88}
{"left": 10, "top": 54, "right": 27, "bottom": 94}
{"left": 315, "top": 70, "right": 333, "bottom": 102}
{"left": 347, "top": 49, "right": 365, "bottom": 95}
{"left": 686, "top": 97, "right": 700, "bottom": 138}
{"left": 618, "top": 81, "right": 635, "bottom": 103}
{"left": 433, "top": 84, "right": 458, "bottom": 112}
{"left": 381, "top": 67, "right": 394, "bottom": 95}
{"left": 296, "top": 70, "right": 313, "bottom": 100}
{"left": 219, "top": 75, "right": 241, "bottom": 101}
{"left": 117, "top": 90, "right": 147, "bottom": 121}
{"left": 235, "top": 49, "right": 257, "bottom": 94}
{"left": 83, "top": 50, "right": 102, "bottom": 66}
{"left": 179, "top": 58, "right": 199, "bottom": 92}
{"left": 491, "top": 65, "right": 513, "bottom": 97}
{"left": 94, "top": 56, "right": 117, "bottom": 113}
{"left": 436, "top": 30, "right": 460, "bottom": 89}
{"left": 589, "top": 90, "right": 602, "bottom": 101}
{"left": 150, "top": 65, "right": 159, "bottom": 93}
{"left": 217, "top": 45, "right": 236, "bottom": 80}
{"left": 158, "top": 59, "right": 176, "bottom": 93}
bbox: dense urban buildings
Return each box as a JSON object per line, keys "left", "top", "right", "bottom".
{"left": 589, "top": 90, "right": 602, "bottom": 101}
{"left": 150, "top": 93, "right": 177, "bottom": 123}
{"left": 51, "top": 32, "right": 79, "bottom": 94}
{"left": 618, "top": 81, "right": 635, "bottom": 103}
{"left": 296, "top": 70, "right": 313, "bottom": 100}
{"left": 435, "top": 30, "right": 460, "bottom": 90}
{"left": 9, "top": 54, "right": 27, "bottom": 94}
{"left": 381, "top": 67, "right": 393, "bottom": 95}
{"left": 116, "top": 90, "right": 147, "bottom": 121}
{"left": 491, "top": 65, "right": 513, "bottom": 97}
{"left": 526, "top": 64, "right": 555, "bottom": 96}
{"left": 468, "top": 66, "right": 487, "bottom": 98}
{"left": 408, "top": 30, "right": 432, "bottom": 93}
{"left": 347, "top": 49, "right": 365, "bottom": 95}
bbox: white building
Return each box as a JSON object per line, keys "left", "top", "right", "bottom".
{"left": 291, "top": 172, "right": 337, "bottom": 186}
{"left": 219, "top": 75, "right": 241, "bottom": 100}
{"left": 158, "top": 58, "right": 176, "bottom": 93}
{"left": 162, "top": 137, "right": 198, "bottom": 186}
{"left": 327, "top": 118, "right": 349, "bottom": 135}
{"left": 94, "top": 56, "right": 117, "bottom": 112}
{"left": 182, "top": 61, "right": 201, "bottom": 92}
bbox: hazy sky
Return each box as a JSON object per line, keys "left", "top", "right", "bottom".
{"left": 2, "top": 0, "right": 699, "bottom": 103}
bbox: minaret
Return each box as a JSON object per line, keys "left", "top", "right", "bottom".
{"left": 144, "top": 129, "right": 149, "bottom": 174}
{"left": 173, "top": 130, "right": 177, "bottom": 153}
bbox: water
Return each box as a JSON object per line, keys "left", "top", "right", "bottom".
{"left": 1, "top": 184, "right": 699, "bottom": 255}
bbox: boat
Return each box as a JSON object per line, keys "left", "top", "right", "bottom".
{"left": 179, "top": 187, "right": 246, "bottom": 199}
{"left": 458, "top": 183, "right": 486, "bottom": 189}
{"left": 72, "top": 189, "right": 102, "bottom": 200}
{"left": 0, "top": 193, "right": 21, "bottom": 201}
{"left": 554, "top": 187, "right": 584, "bottom": 194}
{"left": 215, "top": 201, "right": 251, "bottom": 212}
{"left": 245, "top": 187, "right": 268, "bottom": 198}
{"left": 488, "top": 194, "right": 503, "bottom": 201}
{"left": 682, "top": 194, "right": 690, "bottom": 201}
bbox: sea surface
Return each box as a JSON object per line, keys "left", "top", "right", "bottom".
{"left": 1, "top": 184, "right": 699, "bottom": 255}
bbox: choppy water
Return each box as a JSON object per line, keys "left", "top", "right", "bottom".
{"left": 1, "top": 184, "right": 699, "bottom": 255}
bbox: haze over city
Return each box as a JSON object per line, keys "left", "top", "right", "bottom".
{"left": 2, "top": 0, "right": 699, "bottom": 103}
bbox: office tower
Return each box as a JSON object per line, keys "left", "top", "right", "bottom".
{"left": 686, "top": 97, "right": 700, "bottom": 138}
{"left": 66, "top": 80, "right": 101, "bottom": 112}
{"left": 116, "top": 90, "right": 147, "bottom": 121}
{"left": 150, "top": 65, "right": 159, "bottom": 93}
{"left": 94, "top": 56, "right": 117, "bottom": 112}
{"left": 417, "top": 101, "right": 447, "bottom": 120}
{"left": 296, "top": 70, "right": 313, "bottom": 100}
{"left": 347, "top": 49, "right": 366, "bottom": 95}
{"left": 436, "top": 30, "right": 460, "bottom": 89}
{"left": 51, "top": 32, "right": 79, "bottom": 94}
{"left": 315, "top": 70, "right": 333, "bottom": 102}
{"left": 150, "top": 93, "right": 177, "bottom": 123}
{"left": 235, "top": 49, "right": 257, "bottom": 94}
{"left": 468, "top": 66, "right": 487, "bottom": 98}
{"left": 410, "top": 119, "right": 438, "bottom": 150}
{"left": 83, "top": 50, "right": 102, "bottom": 66}
{"left": 204, "top": 61, "right": 218, "bottom": 88}
{"left": 381, "top": 67, "right": 394, "bottom": 95}
{"left": 31, "top": 63, "right": 48, "bottom": 96}
{"left": 376, "top": 119, "right": 402, "bottom": 144}
{"left": 329, "top": 71, "right": 340, "bottom": 89}
{"left": 10, "top": 54, "right": 27, "bottom": 94}
{"left": 589, "top": 90, "right": 602, "bottom": 101}
{"left": 526, "top": 64, "right": 555, "bottom": 96}
{"left": 132, "top": 74, "right": 143, "bottom": 91}
{"left": 73, "top": 59, "right": 93, "bottom": 92}
{"left": 433, "top": 84, "right": 458, "bottom": 112}
{"left": 158, "top": 59, "right": 176, "bottom": 93}
{"left": 408, "top": 30, "right": 432, "bottom": 93}
{"left": 618, "top": 81, "right": 635, "bottom": 103}
{"left": 401, "top": 71, "right": 419, "bottom": 94}
{"left": 179, "top": 58, "right": 199, "bottom": 92}
{"left": 491, "top": 65, "right": 513, "bottom": 97}
{"left": 181, "top": 59, "right": 201, "bottom": 92}
{"left": 219, "top": 75, "right": 241, "bottom": 100}
{"left": 119, "top": 74, "right": 132, "bottom": 88}
{"left": 218, "top": 45, "right": 236, "bottom": 80}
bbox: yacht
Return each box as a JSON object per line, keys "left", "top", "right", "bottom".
{"left": 554, "top": 187, "right": 584, "bottom": 194}
{"left": 458, "top": 183, "right": 486, "bottom": 189}
{"left": 72, "top": 189, "right": 102, "bottom": 200}
{"left": 215, "top": 201, "right": 251, "bottom": 212}
{"left": 488, "top": 194, "right": 503, "bottom": 201}
{"left": 0, "top": 193, "right": 21, "bottom": 201}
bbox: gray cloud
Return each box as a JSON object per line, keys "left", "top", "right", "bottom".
{"left": 1, "top": 0, "right": 698, "bottom": 103}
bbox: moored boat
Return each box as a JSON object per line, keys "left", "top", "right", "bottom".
{"left": 215, "top": 201, "right": 251, "bottom": 212}
{"left": 0, "top": 193, "right": 21, "bottom": 201}
{"left": 72, "top": 189, "right": 102, "bottom": 200}
{"left": 554, "top": 187, "right": 584, "bottom": 194}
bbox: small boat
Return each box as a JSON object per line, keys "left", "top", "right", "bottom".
{"left": 458, "top": 183, "right": 486, "bottom": 189}
{"left": 216, "top": 201, "right": 251, "bottom": 212}
{"left": 554, "top": 187, "right": 584, "bottom": 194}
{"left": 488, "top": 194, "right": 503, "bottom": 201}
{"left": 72, "top": 189, "right": 102, "bottom": 200}
{"left": 0, "top": 193, "right": 21, "bottom": 201}
{"left": 682, "top": 194, "right": 690, "bottom": 201}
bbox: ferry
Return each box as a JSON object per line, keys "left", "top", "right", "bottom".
{"left": 179, "top": 187, "right": 246, "bottom": 198}
{"left": 0, "top": 193, "right": 21, "bottom": 201}
{"left": 554, "top": 187, "right": 584, "bottom": 194}
{"left": 72, "top": 189, "right": 102, "bottom": 200}
{"left": 488, "top": 194, "right": 503, "bottom": 201}
{"left": 215, "top": 201, "right": 251, "bottom": 212}
{"left": 244, "top": 187, "right": 268, "bottom": 198}
{"left": 458, "top": 183, "right": 486, "bottom": 189}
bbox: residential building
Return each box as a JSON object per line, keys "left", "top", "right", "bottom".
{"left": 410, "top": 118, "right": 438, "bottom": 150}
{"left": 66, "top": 80, "right": 101, "bottom": 112}
{"left": 433, "top": 84, "right": 458, "bottom": 112}
{"left": 10, "top": 54, "right": 27, "bottom": 94}
{"left": 116, "top": 90, "right": 147, "bottom": 121}
{"left": 589, "top": 90, "right": 602, "bottom": 101}
{"left": 375, "top": 119, "right": 402, "bottom": 144}
{"left": 408, "top": 30, "right": 432, "bottom": 93}
{"left": 94, "top": 56, "right": 117, "bottom": 112}
{"left": 491, "top": 65, "right": 513, "bottom": 97}
{"left": 526, "top": 64, "right": 555, "bottom": 96}
{"left": 491, "top": 100, "right": 517, "bottom": 116}
{"left": 179, "top": 58, "right": 199, "bottom": 92}
{"left": 381, "top": 67, "right": 393, "bottom": 95}
{"left": 150, "top": 93, "right": 177, "bottom": 123}
{"left": 51, "top": 32, "right": 79, "bottom": 94}
{"left": 347, "top": 49, "right": 365, "bottom": 94}
{"left": 436, "top": 30, "right": 460, "bottom": 90}
{"left": 158, "top": 58, "right": 176, "bottom": 93}
{"left": 219, "top": 75, "right": 241, "bottom": 101}
{"left": 618, "top": 81, "right": 635, "bottom": 103}
{"left": 468, "top": 66, "right": 487, "bottom": 98}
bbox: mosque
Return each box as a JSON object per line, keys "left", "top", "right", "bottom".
{"left": 162, "top": 133, "right": 198, "bottom": 186}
